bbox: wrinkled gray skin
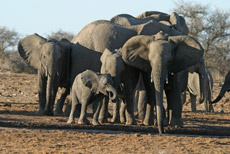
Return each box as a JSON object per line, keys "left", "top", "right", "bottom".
{"left": 75, "top": 12, "right": 187, "bottom": 123}
{"left": 67, "top": 70, "right": 117, "bottom": 125}
{"left": 18, "top": 33, "right": 70, "bottom": 115}
{"left": 212, "top": 70, "right": 230, "bottom": 104}
{"left": 109, "top": 12, "right": 189, "bottom": 122}
{"left": 136, "top": 11, "right": 189, "bottom": 35}
{"left": 100, "top": 49, "right": 139, "bottom": 124}
{"left": 56, "top": 11, "right": 188, "bottom": 125}
{"left": 55, "top": 21, "right": 139, "bottom": 125}
{"left": 121, "top": 32, "right": 204, "bottom": 133}
{"left": 182, "top": 68, "right": 214, "bottom": 112}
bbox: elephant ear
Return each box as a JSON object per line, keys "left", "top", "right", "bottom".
{"left": 18, "top": 33, "right": 47, "bottom": 69}
{"left": 122, "top": 35, "right": 154, "bottom": 72}
{"left": 169, "top": 35, "right": 204, "bottom": 73}
{"left": 81, "top": 70, "right": 99, "bottom": 94}
{"left": 169, "top": 12, "right": 182, "bottom": 32}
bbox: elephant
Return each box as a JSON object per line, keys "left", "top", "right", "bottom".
{"left": 136, "top": 11, "right": 189, "bottom": 35}
{"left": 53, "top": 11, "right": 190, "bottom": 125}
{"left": 121, "top": 31, "right": 204, "bottom": 133}
{"left": 212, "top": 70, "right": 230, "bottom": 104}
{"left": 17, "top": 33, "right": 71, "bottom": 115}
{"left": 72, "top": 12, "right": 188, "bottom": 48}
{"left": 182, "top": 68, "right": 214, "bottom": 112}
{"left": 67, "top": 70, "right": 117, "bottom": 125}
{"left": 100, "top": 49, "right": 140, "bottom": 124}
{"left": 57, "top": 12, "right": 188, "bottom": 123}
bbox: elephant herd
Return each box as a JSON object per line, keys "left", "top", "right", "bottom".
{"left": 17, "top": 11, "right": 229, "bottom": 134}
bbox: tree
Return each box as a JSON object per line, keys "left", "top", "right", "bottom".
{"left": 47, "top": 29, "right": 74, "bottom": 41}
{"left": 173, "top": 0, "right": 230, "bottom": 79}
{"left": 0, "top": 27, "right": 19, "bottom": 58}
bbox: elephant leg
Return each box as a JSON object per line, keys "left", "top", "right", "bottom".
{"left": 119, "top": 100, "right": 126, "bottom": 123}
{"left": 124, "top": 80, "right": 136, "bottom": 125}
{"left": 67, "top": 93, "right": 78, "bottom": 124}
{"left": 37, "top": 72, "right": 47, "bottom": 115}
{"left": 55, "top": 87, "right": 70, "bottom": 115}
{"left": 98, "top": 97, "right": 109, "bottom": 123}
{"left": 111, "top": 100, "right": 120, "bottom": 123}
{"left": 190, "top": 93, "right": 197, "bottom": 112}
{"left": 165, "top": 75, "right": 183, "bottom": 127}
{"left": 134, "top": 74, "right": 147, "bottom": 120}
{"left": 78, "top": 101, "right": 90, "bottom": 125}
{"left": 141, "top": 72, "right": 154, "bottom": 126}
{"left": 92, "top": 96, "right": 103, "bottom": 125}
{"left": 137, "top": 89, "right": 147, "bottom": 120}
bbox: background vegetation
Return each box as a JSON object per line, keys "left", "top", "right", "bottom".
{"left": 0, "top": 0, "right": 229, "bottom": 81}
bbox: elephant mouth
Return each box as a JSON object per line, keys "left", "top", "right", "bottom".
{"left": 107, "top": 91, "right": 116, "bottom": 102}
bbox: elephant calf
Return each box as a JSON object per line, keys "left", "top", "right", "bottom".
{"left": 67, "top": 70, "right": 117, "bottom": 125}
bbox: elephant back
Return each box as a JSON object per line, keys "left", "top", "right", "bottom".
{"left": 71, "top": 20, "right": 137, "bottom": 52}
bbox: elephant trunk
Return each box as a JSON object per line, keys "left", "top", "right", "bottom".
{"left": 212, "top": 71, "right": 230, "bottom": 104}
{"left": 107, "top": 85, "right": 117, "bottom": 102}
{"left": 211, "top": 87, "right": 226, "bottom": 104}
{"left": 45, "top": 63, "right": 58, "bottom": 115}
{"left": 152, "top": 66, "right": 165, "bottom": 134}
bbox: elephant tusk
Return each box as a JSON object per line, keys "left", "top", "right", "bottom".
{"left": 166, "top": 77, "right": 169, "bottom": 84}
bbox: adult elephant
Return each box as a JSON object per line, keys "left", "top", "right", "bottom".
{"left": 18, "top": 33, "right": 70, "bottom": 115}
{"left": 57, "top": 12, "right": 188, "bottom": 124}
{"left": 109, "top": 12, "right": 189, "bottom": 122}
{"left": 182, "top": 68, "right": 214, "bottom": 112}
{"left": 121, "top": 32, "right": 204, "bottom": 133}
{"left": 136, "top": 11, "right": 189, "bottom": 35}
{"left": 112, "top": 11, "right": 188, "bottom": 35}
{"left": 100, "top": 49, "right": 139, "bottom": 124}
{"left": 212, "top": 70, "right": 230, "bottom": 104}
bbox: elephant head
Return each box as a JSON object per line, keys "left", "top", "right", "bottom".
{"left": 212, "top": 71, "right": 230, "bottom": 104}
{"left": 81, "top": 70, "right": 117, "bottom": 101}
{"left": 100, "top": 49, "right": 126, "bottom": 93}
{"left": 122, "top": 31, "right": 204, "bottom": 133}
{"left": 18, "top": 33, "right": 71, "bottom": 115}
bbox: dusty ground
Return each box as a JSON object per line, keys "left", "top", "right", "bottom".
{"left": 0, "top": 71, "right": 230, "bottom": 154}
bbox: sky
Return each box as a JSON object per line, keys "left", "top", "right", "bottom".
{"left": 1, "top": 0, "right": 230, "bottom": 38}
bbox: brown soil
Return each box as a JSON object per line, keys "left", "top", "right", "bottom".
{"left": 0, "top": 71, "right": 230, "bottom": 154}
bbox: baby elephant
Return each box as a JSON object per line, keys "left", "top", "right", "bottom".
{"left": 67, "top": 70, "right": 117, "bottom": 125}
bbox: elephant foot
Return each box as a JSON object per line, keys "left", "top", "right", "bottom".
{"left": 111, "top": 114, "right": 120, "bottom": 123}
{"left": 37, "top": 108, "right": 45, "bottom": 115}
{"left": 120, "top": 117, "right": 126, "bottom": 124}
{"left": 98, "top": 117, "right": 108, "bottom": 124}
{"left": 44, "top": 110, "right": 54, "bottom": 116}
{"left": 67, "top": 119, "right": 75, "bottom": 124}
{"left": 143, "top": 119, "right": 154, "bottom": 126}
{"left": 154, "top": 119, "right": 168, "bottom": 127}
{"left": 125, "top": 118, "right": 136, "bottom": 125}
{"left": 54, "top": 110, "right": 64, "bottom": 116}
{"left": 169, "top": 118, "right": 183, "bottom": 128}
{"left": 78, "top": 119, "right": 90, "bottom": 125}
{"left": 137, "top": 114, "right": 145, "bottom": 121}
{"left": 92, "top": 120, "right": 101, "bottom": 126}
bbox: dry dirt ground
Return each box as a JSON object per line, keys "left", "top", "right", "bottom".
{"left": 0, "top": 71, "right": 230, "bottom": 154}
